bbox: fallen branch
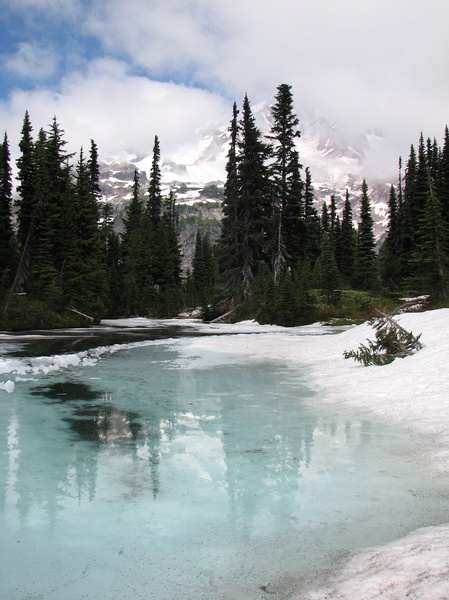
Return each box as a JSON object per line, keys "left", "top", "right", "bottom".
{"left": 67, "top": 307, "right": 95, "bottom": 322}
{"left": 210, "top": 304, "right": 241, "bottom": 323}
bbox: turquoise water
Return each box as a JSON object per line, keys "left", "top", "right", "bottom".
{"left": 0, "top": 326, "right": 448, "bottom": 599}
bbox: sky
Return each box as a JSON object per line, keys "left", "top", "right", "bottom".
{"left": 1, "top": 0, "right": 449, "bottom": 178}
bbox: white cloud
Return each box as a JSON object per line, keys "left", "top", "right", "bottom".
{"left": 2, "top": 0, "right": 449, "bottom": 178}
{"left": 1, "top": 58, "right": 230, "bottom": 163}
{"left": 77, "top": 0, "right": 449, "bottom": 173}
{"left": 2, "top": 42, "right": 59, "bottom": 81}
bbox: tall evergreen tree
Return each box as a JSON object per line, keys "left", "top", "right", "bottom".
{"left": 147, "top": 135, "right": 162, "bottom": 226}
{"left": 236, "top": 94, "right": 271, "bottom": 301}
{"left": 336, "top": 189, "right": 356, "bottom": 283}
{"left": 220, "top": 95, "right": 271, "bottom": 303}
{"left": 355, "top": 180, "right": 377, "bottom": 289}
{"left": 329, "top": 194, "right": 337, "bottom": 238}
{"left": 268, "top": 83, "right": 303, "bottom": 273}
{"left": 160, "top": 190, "right": 182, "bottom": 288}
{"left": 320, "top": 231, "right": 341, "bottom": 306}
{"left": 15, "top": 110, "right": 35, "bottom": 250}
{"left": 408, "top": 170, "right": 448, "bottom": 297}
{"left": 0, "top": 133, "right": 16, "bottom": 290}
{"left": 439, "top": 126, "right": 449, "bottom": 224}
{"left": 193, "top": 230, "right": 217, "bottom": 308}
{"left": 321, "top": 200, "right": 330, "bottom": 232}
{"left": 87, "top": 139, "right": 102, "bottom": 204}
{"left": 303, "top": 167, "right": 320, "bottom": 262}
{"left": 121, "top": 169, "right": 144, "bottom": 314}
{"left": 219, "top": 102, "right": 240, "bottom": 299}
{"left": 66, "top": 147, "right": 106, "bottom": 314}
{"left": 381, "top": 184, "right": 400, "bottom": 287}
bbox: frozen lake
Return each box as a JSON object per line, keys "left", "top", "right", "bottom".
{"left": 1, "top": 322, "right": 448, "bottom": 599}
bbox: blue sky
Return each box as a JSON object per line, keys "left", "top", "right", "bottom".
{"left": 1, "top": 0, "right": 449, "bottom": 177}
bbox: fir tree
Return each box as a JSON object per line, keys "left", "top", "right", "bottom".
{"left": 87, "top": 139, "right": 102, "bottom": 204}
{"left": 193, "top": 230, "right": 217, "bottom": 311}
{"left": 28, "top": 124, "right": 66, "bottom": 302}
{"left": 15, "top": 111, "right": 35, "bottom": 250}
{"left": 160, "top": 191, "right": 182, "bottom": 288}
{"left": 409, "top": 172, "right": 448, "bottom": 296}
{"left": 219, "top": 102, "right": 240, "bottom": 299}
{"left": 0, "top": 133, "right": 16, "bottom": 290}
{"left": 121, "top": 169, "right": 144, "bottom": 314}
{"left": 268, "top": 83, "right": 303, "bottom": 273}
{"left": 220, "top": 95, "right": 271, "bottom": 304}
{"left": 147, "top": 135, "right": 162, "bottom": 226}
{"left": 338, "top": 189, "right": 356, "bottom": 283}
{"left": 321, "top": 200, "right": 330, "bottom": 232}
{"left": 237, "top": 94, "right": 271, "bottom": 301}
{"left": 329, "top": 194, "right": 337, "bottom": 239}
{"left": 381, "top": 184, "right": 400, "bottom": 287}
{"left": 320, "top": 231, "right": 341, "bottom": 306}
{"left": 303, "top": 167, "right": 320, "bottom": 262}
{"left": 67, "top": 147, "right": 106, "bottom": 314}
{"left": 355, "top": 180, "right": 377, "bottom": 289}
{"left": 439, "top": 126, "right": 449, "bottom": 224}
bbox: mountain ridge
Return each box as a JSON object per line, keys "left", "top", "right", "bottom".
{"left": 99, "top": 102, "right": 393, "bottom": 266}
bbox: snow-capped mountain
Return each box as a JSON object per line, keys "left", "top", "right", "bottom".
{"left": 99, "top": 102, "right": 393, "bottom": 252}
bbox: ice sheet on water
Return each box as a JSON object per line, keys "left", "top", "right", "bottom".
{"left": 0, "top": 336, "right": 178, "bottom": 383}
{"left": 0, "top": 380, "right": 14, "bottom": 393}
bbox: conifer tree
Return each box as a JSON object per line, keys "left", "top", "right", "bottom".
{"left": 338, "top": 189, "right": 356, "bottom": 283}
{"left": 66, "top": 147, "right": 106, "bottom": 314}
{"left": 219, "top": 102, "right": 240, "bottom": 299}
{"left": 380, "top": 185, "right": 398, "bottom": 285}
{"left": 88, "top": 139, "right": 102, "bottom": 204}
{"left": 0, "top": 133, "right": 16, "bottom": 290}
{"left": 412, "top": 134, "right": 431, "bottom": 231}
{"left": 321, "top": 200, "right": 330, "bottom": 232}
{"left": 320, "top": 231, "right": 341, "bottom": 305}
{"left": 27, "top": 124, "right": 69, "bottom": 302}
{"left": 121, "top": 169, "right": 144, "bottom": 314}
{"left": 303, "top": 167, "right": 320, "bottom": 262}
{"left": 396, "top": 145, "right": 418, "bottom": 280}
{"left": 160, "top": 190, "right": 182, "bottom": 288}
{"left": 329, "top": 194, "right": 337, "bottom": 239}
{"left": 147, "top": 135, "right": 162, "bottom": 226}
{"left": 237, "top": 94, "right": 271, "bottom": 301}
{"left": 268, "top": 83, "right": 303, "bottom": 273}
{"left": 15, "top": 111, "right": 35, "bottom": 250}
{"left": 220, "top": 95, "right": 271, "bottom": 304}
{"left": 193, "top": 231, "right": 217, "bottom": 310}
{"left": 409, "top": 170, "right": 448, "bottom": 296}
{"left": 439, "top": 126, "right": 449, "bottom": 224}
{"left": 355, "top": 180, "right": 377, "bottom": 289}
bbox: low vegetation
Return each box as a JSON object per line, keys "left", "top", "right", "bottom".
{"left": 343, "top": 317, "right": 423, "bottom": 366}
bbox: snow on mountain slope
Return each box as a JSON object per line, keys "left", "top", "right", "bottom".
{"left": 99, "top": 102, "right": 392, "bottom": 239}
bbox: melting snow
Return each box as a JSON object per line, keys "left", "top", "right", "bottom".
{"left": 2, "top": 309, "right": 449, "bottom": 597}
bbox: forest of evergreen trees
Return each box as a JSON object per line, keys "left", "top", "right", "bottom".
{"left": 0, "top": 84, "right": 448, "bottom": 327}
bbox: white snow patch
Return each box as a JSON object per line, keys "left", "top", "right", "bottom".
{"left": 0, "top": 380, "right": 15, "bottom": 393}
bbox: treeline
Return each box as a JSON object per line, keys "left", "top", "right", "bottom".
{"left": 0, "top": 114, "right": 183, "bottom": 320}
{"left": 381, "top": 131, "right": 449, "bottom": 296}
{"left": 197, "top": 84, "right": 378, "bottom": 324}
{"left": 193, "top": 84, "right": 449, "bottom": 323}
{"left": 1, "top": 85, "right": 448, "bottom": 327}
